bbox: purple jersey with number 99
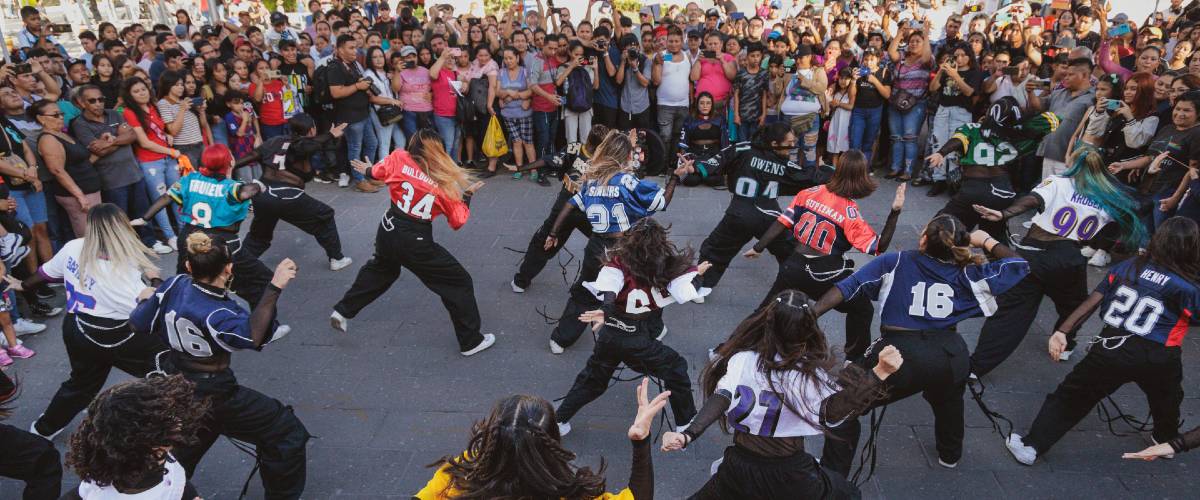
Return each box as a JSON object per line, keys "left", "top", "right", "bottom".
{"left": 1030, "top": 176, "right": 1111, "bottom": 241}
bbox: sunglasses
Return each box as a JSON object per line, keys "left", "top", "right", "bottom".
{"left": 41, "top": 112, "right": 64, "bottom": 118}
{"left": 85, "top": 97, "right": 104, "bottom": 104}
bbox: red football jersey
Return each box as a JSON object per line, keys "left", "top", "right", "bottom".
{"left": 777, "top": 185, "right": 880, "bottom": 256}
{"left": 584, "top": 258, "right": 701, "bottom": 315}
{"left": 369, "top": 150, "right": 471, "bottom": 229}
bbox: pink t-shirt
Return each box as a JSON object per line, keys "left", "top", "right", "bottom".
{"left": 431, "top": 68, "right": 458, "bottom": 118}
{"left": 398, "top": 67, "right": 434, "bottom": 113}
{"left": 695, "top": 53, "right": 735, "bottom": 102}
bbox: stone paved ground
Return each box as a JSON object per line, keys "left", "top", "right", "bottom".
{"left": 2, "top": 175, "right": 1197, "bottom": 499}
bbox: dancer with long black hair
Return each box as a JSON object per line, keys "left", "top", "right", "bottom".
{"left": 330, "top": 129, "right": 495, "bottom": 356}
{"left": 0, "top": 371, "right": 62, "bottom": 500}
{"left": 553, "top": 218, "right": 708, "bottom": 434}
{"left": 9, "top": 204, "right": 168, "bottom": 441}
{"left": 815, "top": 215, "right": 1029, "bottom": 471}
{"left": 130, "top": 232, "right": 308, "bottom": 499}
{"left": 745, "top": 150, "right": 905, "bottom": 361}
{"left": 971, "top": 148, "right": 1147, "bottom": 374}
{"left": 661, "top": 290, "right": 903, "bottom": 499}
{"left": 545, "top": 130, "right": 693, "bottom": 354}
{"left": 693, "top": 121, "right": 833, "bottom": 299}
{"left": 509, "top": 125, "right": 607, "bottom": 294}
{"left": 1007, "top": 217, "right": 1200, "bottom": 466}
{"left": 135, "top": 143, "right": 272, "bottom": 308}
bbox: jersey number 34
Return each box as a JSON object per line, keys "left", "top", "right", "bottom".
{"left": 395, "top": 181, "right": 435, "bottom": 219}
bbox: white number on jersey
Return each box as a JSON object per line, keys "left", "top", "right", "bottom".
{"left": 585, "top": 203, "right": 631, "bottom": 232}
{"left": 164, "top": 310, "right": 214, "bottom": 357}
{"left": 971, "top": 142, "right": 1018, "bottom": 167}
{"left": 908, "top": 281, "right": 955, "bottom": 319}
{"left": 395, "top": 181, "right": 436, "bottom": 219}
{"left": 190, "top": 202, "right": 213, "bottom": 228}
{"left": 734, "top": 177, "right": 780, "bottom": 198}
{"left": 625, "top": 287, "right": 673, "bottom": 314}
{"left": 1101, "top": 285, "right": 1165, "bottom": 336}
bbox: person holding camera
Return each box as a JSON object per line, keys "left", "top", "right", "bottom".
{"left": 690, "top": 31, "right": 737, "bottom": 120}
{"left": 327, "top": 34, "right": 381, "bottom": 193}
{"left": 927, "top": 42, "right": 983, "bottom": 197}
{"left": 616, "top": 35, "right": 653, "bottom": 131}
{"left": 248, "top": 59, "right": 289, "bottom": 140}
{"left": 157, "top": 70, "right": 208, "bottom": 169}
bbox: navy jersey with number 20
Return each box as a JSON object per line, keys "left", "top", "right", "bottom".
{"left": 835, "top": 251, "right": 1030, "bottom": 330}
{"left": 570, "top": 172, "right": 666, "bottom": 234}
{"left": 1094, "top": 259, "right": 1200, "bottom": 346}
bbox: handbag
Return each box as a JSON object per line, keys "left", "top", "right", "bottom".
{"left": 890, "top": 88, "right": 917, "bottom": 112}
{"left": 376, "top": 104, "right": 404, "bottom": 125}
{"left": 0, "top": 128, "right": 30, "bottom": 187}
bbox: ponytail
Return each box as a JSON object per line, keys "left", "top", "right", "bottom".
{"left": 184, "top": 232, "right": 230, "bottom": 281}
{"left": 922, "top": 215, "right": 983, "bottom": 267}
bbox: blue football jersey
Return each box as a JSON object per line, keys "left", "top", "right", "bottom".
{"left": 835, "top": 251, "right": 1029, "bottom": 330}
{"left": 131, "top": 275, "right": 276, "bottom": 358}
{"left": 167, "top": 173, "right": 250, "bottom": 229}
{"left": 569, "top": 172, "right": 666, "bottom": 233}
{"left": 1094, "top": 260, "right": 1200, "bottom": 346}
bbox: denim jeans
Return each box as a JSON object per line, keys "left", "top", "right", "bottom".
{"left": 400, "top": 110, "right": 431, "bottom": 142}
{"left": 532, "top": 110, "right": 560, "bottom": 160}
{"left": 261, "top": 123, "right": 289, "bottom": 140}
{"left": 929, "top": 105, "right": 973, "bottom": 182}
{"left": 433, "top": 115, "right": 459, "bottom": 160}
{"left": 139, "top": 158, "right": 179, "bottom": 240}
{"left": 738, "top": 121, "right": 761, "bottom": 143}
{"left": 657, "top": 105, "right": 690, "bottom": 162}
{"left": 785, "top": 114, "right": 821, "bottom": 168}
{"left": 101, "top": 179, "right": 156, "bottom": 246}
{"left": 849, "top": 106, "right": 884, "bottom": 165}
{"left": 10, "top": 188, "right": 48, "bottom": 227}
{"left": 343, "top": 118, "right": 378, "bottom": 182}
{"left": 888, "top": 103, "right": 926, "bottom": 175}
{"left": 371, "top": 111, "right": 405, "bottom": 160}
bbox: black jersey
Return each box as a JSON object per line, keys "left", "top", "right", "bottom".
{"left": 543, "top": 142, "right": 591, "bottom": 194}
{"left": 256, "top": 134, "right": 336, "bottom": 183}
{"left": 712, "top": 142, "right": 832, "bottom": 215}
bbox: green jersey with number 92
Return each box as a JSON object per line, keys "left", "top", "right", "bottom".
{"left": 949, "top": 111, "right": 1060, "bottom": 168}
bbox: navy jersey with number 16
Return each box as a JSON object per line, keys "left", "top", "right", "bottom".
{"left": 835, "top": 251, "right": 1030, "bottom": 330}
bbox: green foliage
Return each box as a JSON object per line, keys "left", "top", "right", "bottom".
{"left": 283, "top": 0, "right": 298, "bottom": 12}
{"left": 484, "top": 0, "right": 515, "bottom": 16}
{"left": 612, "top": 0, "right": 643, "bottom": 16}
{"left": 263, "top": 0, "right": 278, "bottom": 12}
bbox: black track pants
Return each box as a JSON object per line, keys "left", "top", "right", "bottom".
{"left": 513, "top": 189, "right": 593, "bottom": 290}
{"left": 689, "top": 445, "right": 859, "bottom": 500}
{"left": 938, "top": 175, "right": 1017, "bottom": 240}
{"left": 760, "top": 254, "right": 875, "bottom": 361}
{"left": 244, "top": 181, "right": 345, "bottom": 261}
{"left": 334, "top": 214, "right": 485, "bottom": 351}
{"left": 698, "top": 208, "right": 793, "bottom": 289}
{"left": 0, "top": 424, "right": 62, "bottom": 500}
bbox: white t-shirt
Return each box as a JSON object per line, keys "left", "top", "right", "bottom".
{"left": 77, "top": 453, "right": 186, "bottom": 499}
{"left": 716, "top": 351, "right": 837, "bottom": 438}
{"left": 1030, "top": 176, "right": 1113, "bottom": 242}
{"left": 40, "top": 239, "right": 148, "bottom": 319}
{"left": 657, "top": 51, "right": 692, "bottom": 107}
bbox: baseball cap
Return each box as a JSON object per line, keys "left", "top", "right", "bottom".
{"left": 770, "top": 0, "right": 783, "bottom": 9}
{"left": 234, "top": 37, "right": 252, "bottom": 50}
{"left": 795, "top": 44, "right": 813, "bottom": 57}
{"left": 1141, "top": 26, "right": 1164, "bottom": 39}
{"left": 767, "top": 31, "right": 783, "bottom": 41}
{"left": 705, "top": 8, "right": 720, "bottom": 18}
{"left": 271, "top": 12, "right": 288, "bottom": 26}
{"left": 400, "top": 45, "right": 417, "bottom": 56}
{"left": 1110, "top": 13, "right": 1129, "bottom": 24}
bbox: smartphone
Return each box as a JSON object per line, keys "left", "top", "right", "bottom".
{"left": 1050, "top": 0, "right": 1070, "bottom": 9}
{"left": 858, "top": 67, "right": 870, "bottom": 78}
{"left": 191, "top": 97, "right": 205, "bottom": 107}
{"left": 1107, "top": 24, "right": 1131, "bottom": 37}
{"left": 1027, "top": 17, "right": 1043, "bottom": 28}
{"left": 449, "top": 48, "right": 463, "bottom": 57}
{"left": 1105, "top": 99, "right": 1121, "bottom": 111}
{"left": 995, "top": 13, "right": 1012, "bottom": 24}
{"left": 1002, "top": 65, "right": 1020, "bottom": 77}
{"left": 909, "top": 20, "right": 922, "bottom": 29}
{"left": 702, "top": 50, "right": 716, "bottom": 59}
{"left": 11, "top": 63, "right": 32, "bottom": 74}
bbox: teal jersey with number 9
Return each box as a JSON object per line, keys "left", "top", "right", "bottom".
{"left": 167, "top": 172, "right": 250, "bottom": 229}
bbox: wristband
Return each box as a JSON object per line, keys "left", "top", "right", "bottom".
{"left": 149, "top": 277, "right": 164, "bottom": 287}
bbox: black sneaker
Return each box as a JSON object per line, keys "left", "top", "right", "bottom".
{"left": 927, "top": 181, "right": 947, "bottom": 197}
{"left": 536, "top": 175, "right": 551, "bottom": 186}
{"left": 35, "top": 287, "right": 56, "bottom": 300}
{"left": 31, "top": 301, "right": 63, "bottom": 318}
{"left": 479, "top": 170, "right": 497, "bottom": 179}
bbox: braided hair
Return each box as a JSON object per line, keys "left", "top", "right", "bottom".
{"left": 431, "top": 395, "right": 607, "bottom": 499}
{"left": 920, "top": 214, "right": 983, "bottom": 267}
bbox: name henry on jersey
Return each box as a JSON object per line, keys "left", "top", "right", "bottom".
{"left": 1141, "top": 269, "right": 1172, "bottom": 287}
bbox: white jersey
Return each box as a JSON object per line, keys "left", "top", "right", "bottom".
{"left": 1030, "top": 176, "right": 1112, "bottom": 241}
{"left": 77, "top": 453, "right": 186, "bottom": 499}
{"left": 715, "top": 351, "right": 837, "bottom": 438}
{"left": 40, "top": 239, "right": 148, "bottom": 320}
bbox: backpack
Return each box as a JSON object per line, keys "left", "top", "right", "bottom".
{"left": 565, "top": 67, "right": 593, "bottom": 113}
{"left": 310, "top": 63, "right": 334, "bottom": 106}
{"left": 468, "top": 77, "right": 491, "bottom": 117}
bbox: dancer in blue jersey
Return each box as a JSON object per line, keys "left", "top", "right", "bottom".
{"left": 1007, "top": 217, "right": 1200, "bottom": 466}
{"left": 543, "top": 129, "right": 693, "bottom": 354}
{"left": 135, "top": 143, "right": 273, "bottom": 308}
{"left": 130, "top": 232, "right": 309, "bottom": 499}
{"left": 813, "top": 215, "right": 1030, "bottom": 472}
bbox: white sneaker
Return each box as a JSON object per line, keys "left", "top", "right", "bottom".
{"left": 707, "top": 348, "right": 719, "bottom": 362}
{"left": 1059, "top": 349, "right": 1073, "bottom": 361}
{"left": 167, "top": 236, "right": 177, "bottom": 251}
{"left": 1153, "top": 437, "right": 1176, "bottom": 460}
{"left": 693, "top": 287, "right": 712, "bottom": 304}
{"left": 330, "top": 311, "right": 349, "bottom": 333}
{"left": 29, "top": 416, "right": 64, "bottom": 441}
{"left": 656, "top": 326, "right": 669, "bottom": 341}
{"left": 461, "top": 333, "right": 496, "bottom": 356}
{"left": 557, "top": 421, "right": 572, "bottom": 436}
{"left": 510, "top": 280, "right": 525, "bottom": 293}
{"left": 550, "top": 339, "right": 565, "bottom": 354}
{"left": 1088, "top": 249, "right": 1111, "bottom": 267}
{"left": 14, "top": 318, "right": 47, "bottom": 337}
{"left": 270, "top": 324, "right": 292, "bottom": 342}
{"left": 151, "top": 241, "right": 174, "bottom": 254}
{"left": 1080, "top": 246, "right": 1097, "bottom": 258}
{"left": 1006, "top": 434, "right": 1037, "bottom": 465}
{"left": 329, "top": 256, "right": 353, "bottom": 271}
{"left": 968, "top": 372, "right": 979, "bottom": 381}
{"left": 938, "top": 458, "right": 958, "bottom": 468}
{"left": 1021, "top": 220, "right": 1033, "bottom": 229}
{"left": 338, "top": 173, "right": 350, "bottom": 187}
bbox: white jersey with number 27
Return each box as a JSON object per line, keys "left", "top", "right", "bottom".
{"left": 715, "top": 351, "right": 837, "bottom": 438}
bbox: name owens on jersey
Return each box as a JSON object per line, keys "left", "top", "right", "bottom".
{"left": 1095, "top": 260, "right": 1200, "bottom": 346}
{"left": 778, "top": 185, "right": 880, "bottom": 256}
{"left": 570, "top": 173, "right": 666, "bottom": 234}
{"left": 369, "top": 149, "right": 471, "bottom": 229}
{"left": 717, "top": 142, "right": 815, "bottom": 210}
{"left": 1030, "top": 176, "right": 1112, "bottom": 241}
{"left": 583, "top": 259, "right": 702, "bottom": 316}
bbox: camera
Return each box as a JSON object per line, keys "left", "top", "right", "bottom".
{"left": 858, "top": 67, "right": 870, "bottom": 78}
{"left": 626, "top": 47, "right": 639, "bottom": 61}
{"left": 1001, "top": 66, "right": 1020, "bottom": 77}
{"left": 191, "top": 97, "right": 205, "bottom": 107}
{"left": 595, "top": 39, "right": 608, "bottom": 50}
{"left": 361, "top": 77, "right": 380, "bottom": 95}
{"left": 1105, "top": 99, "right": 1121, "bottom": 111}
{"left": 11, "top": 63, "right": 32, "bottom": 75}
{"left": 404, "top": 60, "right": 417, "bottom": 69}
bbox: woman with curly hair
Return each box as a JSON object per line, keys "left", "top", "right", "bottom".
{"left": 553, "top": 218, "right": 709, "bottom": 436}
{"left": 0, "top": 371, "right": 63, "bottom": 500}
{"left": 661, "top": 290, "right": 902, "bottom": 498}
{"left": 416, "top": 378, "right": 668, "bottom": 499}
{"left": 64, "top": 375, "right": 207, "bottom": 499}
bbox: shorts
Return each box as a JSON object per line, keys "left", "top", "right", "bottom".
{"left": 11, "top": 188, "right": 48, "bottom": 227}
{"left": 503, "top": 115, "right": 533, "bottom": 143}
